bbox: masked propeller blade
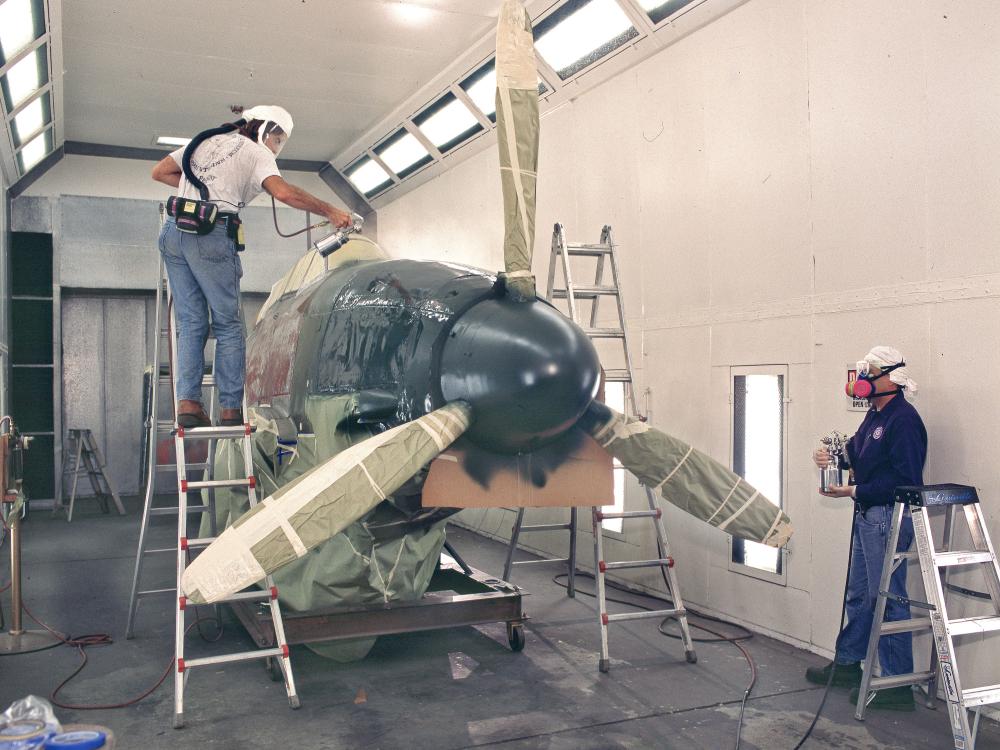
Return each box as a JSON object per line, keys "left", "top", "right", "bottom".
{"left": 579, "top": 402, "right": 793, "bottom": 547}
{"left": 181, "top": 402, "right": 473, "bottom": 605}
{"left": 496, "top": 0, "right": 540, "bottom": 301}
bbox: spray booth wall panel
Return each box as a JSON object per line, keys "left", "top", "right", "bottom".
{"left": 13, "top": 194, "right": 319, "bottom": 295}
{"left": 59, "top": 293, "right": 267, "bottom": 498}
{"left": 378, "top": 0, "right": 1000, "bottom": 664}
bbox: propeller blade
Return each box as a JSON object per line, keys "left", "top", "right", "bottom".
{"left": 495, "top": 0, "right": 539, "bottom": 301}
{"left": 579, "top": 402, "right": 793, "bottom": 547}
{"left": 181, "top": 402, "right": 473, "bottom": 604}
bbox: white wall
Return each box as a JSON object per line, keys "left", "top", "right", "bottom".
{"left": 376, "top": 0, "right": 1000, "bottom": 682}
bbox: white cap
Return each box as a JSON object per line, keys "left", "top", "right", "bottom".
{"left": 241, "top": 105, "right": 293, "bottom": 137}
{"left": 863, "top": 345, "right": 918, "bottom": 396}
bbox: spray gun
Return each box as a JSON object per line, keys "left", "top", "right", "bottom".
{"left": 819, "top": 431, "right": 848, "bottom": 492}
{"left": 313, "top": 213, "right": 365, "bottom": 258}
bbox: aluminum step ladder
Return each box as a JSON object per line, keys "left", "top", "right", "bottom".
{"left": 54, "top": 428, "right": 125, "bottom": 522}
{"left": 506, "top": 223, "right": 696, "bottom": 672}
{"left": 855, "top": 484, "right": 1000, "bottom": 749}
{"left": 127, "top": 207, "right": 299, "bottom": 727}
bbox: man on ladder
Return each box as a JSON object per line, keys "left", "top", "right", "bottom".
{"left": 810, "top": 346, "right": 926, "bottom": 711}
{"left": 151, "top": 104, "right": 352, "bottom": 427}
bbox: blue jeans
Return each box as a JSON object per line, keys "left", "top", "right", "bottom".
{"left": 158, "top": 219, "right": 245, "bottom": 410}
{"left": 836, "top": 503, "right": 915, "bottom": 677}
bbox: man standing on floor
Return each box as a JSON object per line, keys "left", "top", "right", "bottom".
{"left": 808, "top": 346, "right": 926, "bottom": 712}
{"left": 152, "top": 105, "right": 351, "bottom": 427}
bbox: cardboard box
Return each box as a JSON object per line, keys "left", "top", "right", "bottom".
{"left": 422, "top": 429, "right": 613, "bottom": 508}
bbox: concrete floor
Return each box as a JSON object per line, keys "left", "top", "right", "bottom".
{"left": 2, "top": 498, "right": 998, "bottom": 750}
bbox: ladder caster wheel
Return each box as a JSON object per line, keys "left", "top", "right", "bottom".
{"left": 173, "top": 712, "right": 185, "bottom": 730}
{"left": 507, "top": 622, "right": 525, "bottom": 652}
{"left": 599, "top": 658, "right": 610, "bottom": 674}
{"left": 685, "top": 650, "right": 697, "bottom": 664}
{"left": 265, "top": 656, "right": 283, "bottom": 682}
{"left": 289, "top": 695, "right": 301, "bottom": 710}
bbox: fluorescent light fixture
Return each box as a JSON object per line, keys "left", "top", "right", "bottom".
{"left": 347, "top": 157, "right": 392, "bottom": 196}
{"left": 389, "top": 1, "right": 434, "bottom": 25}
{"left": 13, "top": 94, "right": 43, "bottom": 142}
{"left": 155, "top": 135, "right": 191, "bottom": 147}
{"left": 534, "top": 0, "right": 637, "bottom": 79}
{"left": 375, "top": 131, "right": 431, "bottom": 176}
{"left": 0, "top": 0, "right": 37, "bottom": 61}
{"left": 638, "top": 0, "right": 700, "bottom": 25}
{"left": 415, "top": 96, "right": 480, "bottom": 150}
{"left": 18, "top": 129, "right": 47, "bottom": 171}
{"left": 5, "top": 46, "right": 43, "bottom": 107}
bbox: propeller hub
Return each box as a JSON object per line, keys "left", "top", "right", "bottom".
{"left": 439, "top": 298, "right": 601, "bottom": 453}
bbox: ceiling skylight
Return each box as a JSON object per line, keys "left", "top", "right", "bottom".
{"left": 347, "top": 157, "right": 393, "bottom": 196}
{"left": 12, "top": 93, "right": 43, "bottom": 143}
{"left": 0, "top": 0, "right": 39, "bottom": 62}
{"left": 462, "top": 64, "right": 498, "bottom": 120}
{"left": 374, "top": 130, "right": 432, "bottom": 178}
{"left": 638, "top": 0, "right": 700, "bottom": 25}
{"left": 17, "top": 128, "right": 48, "bottom": 171}
{"left": 460, "top": 61, "right": 550, "bottom": 123}
{"left": 4, "top": 45, "right": 45, "bottom": 108}
{"left": 414, "top": 94, "right": 481, "bottom": 152}
{"left": 534, "top": 0, "right": 637, "bottom": 79}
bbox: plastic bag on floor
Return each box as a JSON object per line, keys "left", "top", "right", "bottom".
{"left": 0, "top": 696, "right": 61, "bottom": 749}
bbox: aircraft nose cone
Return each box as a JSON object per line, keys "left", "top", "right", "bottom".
{"left": 439, "top": 297, "right": 601, "bottom": 453}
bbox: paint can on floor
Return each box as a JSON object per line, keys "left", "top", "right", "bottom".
{"left": 43, "top": 732, "right": 106, "bottom": 750}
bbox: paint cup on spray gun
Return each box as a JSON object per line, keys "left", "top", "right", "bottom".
{"left": 819, "top": 431, "right": 847, "bottom": 492}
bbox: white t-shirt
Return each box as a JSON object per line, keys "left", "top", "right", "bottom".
{"left": 170, "top": 132, "right": 280, "bottom": 212}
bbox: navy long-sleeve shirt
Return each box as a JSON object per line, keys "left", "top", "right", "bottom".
{"left": 845, "top": 395, "right": 927, "bottom": 509}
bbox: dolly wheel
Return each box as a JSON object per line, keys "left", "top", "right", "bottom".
{"left": 507, "top": 622, "right": 526, "bottom": 652}
{"left": 265, "top": 656, "right": 283, "bottom": 682}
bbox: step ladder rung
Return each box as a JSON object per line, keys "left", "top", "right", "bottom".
{"left": 598, "top": 510, "right": 660, "bottom": 520}
{"left": 220, "top": 589, "right": 275, "bottom": 603}
{"left": 146, "top": 547, "right": 178, "bottom": 555}
{"left": 602, "top": 370, "right": 632, "bottom": 382}
{"left": 582, "top": 328, "right": 625, "bottom": 339}
{"left": 879, "top": 617, "right": 932, "bottom": 635}
{"left": 606, "top": 608, "right": 683, "bottom": 624}
{"left": 962, "top": 683, "right": 1000, "bottom": 707}
{"left": 948, "top": 615, "right": 1000, "bottom": 637}
{"left": 182, "top": 536, "right": 217, "bottom": 549}
{"left": 563, "top": 243, "right": 613, "bottom": 254}
{"left": 519, "top": 523, "right": 573, "bottom": 532}
{"left": 551, "top": 286, "right": 619, "bottom": 299}
{"left": 176, "top": 425, "right": 254, "bottom": 440}
{"left": 601, "top": 558, "right": 673, "bottom": 572}
{"left": 183, "top": 477, "right": 252, "bottom": 490}
{"left": 136, "top": 587, "right": 175, "bottom": 598}
{"left": 156, "top": 462, "right": 211, "bottom": 472}
{"left": 159, "top": 375, "right": 216, "bottom": 387}
{"left": 934, "top": 551, "right": 994, "bottom": 567}
{"left": 150, "top": 504, "right": 212, "bottom": 516}
{"left": 510, "top": 557, "right": 570, "bottom": 566}
{"left": 869, "top": 670, "right": 936, "bottom": 690}
{"left": 182, "top": 646, "right": 284, "bottom": 671}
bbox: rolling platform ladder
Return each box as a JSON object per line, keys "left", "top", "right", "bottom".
{"left": 505, "top": 223, "right": 696, "bottom": 672}
{"left": 856, "top": 484, "right": 1000, "bottom": 749}
{"left": 126, "top": 207, "right": 298, "bottom": 728}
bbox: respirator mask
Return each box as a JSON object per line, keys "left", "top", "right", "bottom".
{"left": 241, "top": 105, "right": 294, "bottom": 156}
{"left": 845, "top": 360, "right": 905, "bottom": 400}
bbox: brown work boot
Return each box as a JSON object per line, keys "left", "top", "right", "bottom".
{"left": 177, "top": 400, "right": 211, "bottom": 428}
{"left": 219, "top": 408, "right": 244, "bottom": 426}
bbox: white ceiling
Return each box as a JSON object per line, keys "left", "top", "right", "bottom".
{"left": 59, "top": 0, "right": 502, "bottom": 162}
